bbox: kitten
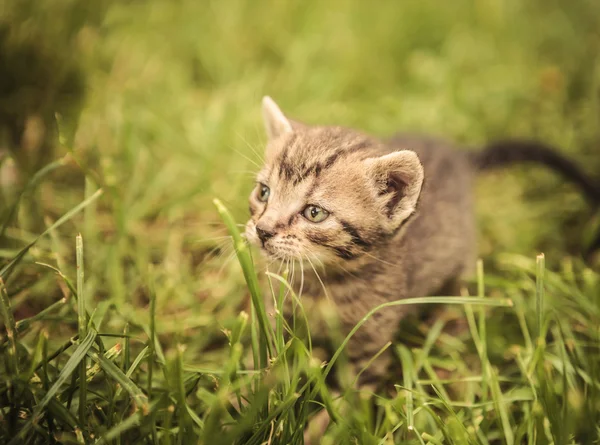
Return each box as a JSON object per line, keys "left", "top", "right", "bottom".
{"left": 246, "top": 97, "right": 477, "bottom": 383}
{"left": 244, "top": 96, "right": 599, "bottom": 438}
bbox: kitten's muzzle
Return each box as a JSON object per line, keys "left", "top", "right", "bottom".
{"left": 255, "top": 224, "right": 275, "bottom": 245}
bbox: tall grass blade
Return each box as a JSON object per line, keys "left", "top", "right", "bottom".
{"left": 95, "top": 399, "right": 161, "bottom": 445}
{"left": 148, "top": 271, "right": 157, "bottom": 400}
{"left": 0, "top": 188, "right": 103, "bottom": 281}
{"left": 25, "top": 329, "right": 48, "bottom": 381}
{"left": 213, "top": 198, "right": 273, "bottom": 365}
{"left": 12, "top": 296, "right": 67, "bottom": 338}
{"left": 87, "top": 347, "right": 149, "bottom": 414}
{"left": 76, "top": 234, "right": 88, "bottom": 429}
{"left": 477, "top": 259, "right": 489, "bottom": 403}
{"left": 8, "top": 329, "right": 98, "bottom": 445}
{"left": 170, "top": 344, "right": 196, "bottom": 442}
{"left": 0, "top": 278, "right": 18, "bottom": 376}
{"left": 314, "top": 296, "right": 512, "bottom": 395}
{"left": 0, "top": 156, "right": 67, "bottom": 239}
{"left": 489, "top": 366, "right": 514, "bottom": 445}
{"left": 398, "top": 345, "right": 415, "bottom": 432}
{"left": 536, "top": 254, "right": 545, "bottom": 342}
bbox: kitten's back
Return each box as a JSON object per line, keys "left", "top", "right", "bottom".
{"left": 387, "top": 134, "right": 476, "bottom": 296}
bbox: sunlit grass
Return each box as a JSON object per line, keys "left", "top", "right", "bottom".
{"left": 1, "top": 197, "right": 599, "bottom": 443}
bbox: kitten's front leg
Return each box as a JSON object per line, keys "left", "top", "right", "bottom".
{"left": 344, "top": 306, "right": 402, "bottom": 386}
{"left": 304, "top": 306, "right": 403, "bottom": 443}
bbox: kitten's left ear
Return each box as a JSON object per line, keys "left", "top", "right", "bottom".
{"left": 364, "top": 150, "right": 424, "bottom": 224}
{"left": 262, "top": 96, "right": 293, "bottom": 140}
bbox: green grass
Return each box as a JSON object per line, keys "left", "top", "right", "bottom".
{"left": 1, "top": 0, "right": 600, "bottom": 443}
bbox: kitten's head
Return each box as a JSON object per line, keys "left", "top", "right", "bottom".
{"left": 245, "top": 97, "right": 424, "bottom": 268}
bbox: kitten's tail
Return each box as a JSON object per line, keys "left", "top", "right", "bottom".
{"left": 469, "top": 139, "right": 600, "bottom": 258}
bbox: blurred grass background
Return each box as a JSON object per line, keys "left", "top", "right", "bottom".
{"left": 1, "top": 0, "right": 600, "bottom": 443}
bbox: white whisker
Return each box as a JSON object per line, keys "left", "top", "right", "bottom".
{"left": 233, "top": 148, "right": 262, "bottom": 169}
{"left": 298, "top": 258, "right": 305, "bottom": 299}
{"left": 305, "top": 254, "right": 330, "bottom": 300}
{"left": 217, "top": 249, "right": 238, "bottom": 276}
{"left": 192, "top": 235, "right": 232, "bottom": 244}
{"left": 198, "top": 238, "right": 234, "bottom": 265}
{"left": 235, "top": 131, "right": 265, "bottom": 164}
{"left": 363, "top": 251, "right": 399, "bottom": 267}
{"left": 307, "top": 251, "right": 326, "bottom": 270}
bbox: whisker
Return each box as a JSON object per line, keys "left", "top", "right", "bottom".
{"left": 213, "top": 243, "right": 235, "bottom": 262}
{"left": 192, "top": 235, "right": 233, "bottom": 245}
{"left": 230, "top": 172, "right": 260, "bottom": 180}
{"left": 298, "top": 258, "right": 305, "bottom": 299}
{"left": 235, "top": 131, "right": 265, "bottom": 164}
{"left": 305, "top": 254, "right": 330, "bottom": 300}
{"left": 334, "top": 262, "right": 367, "bottom": 283}
{"left": 233, "top": 148, "right": 262, "bottom": 169}
{"left": 307, "top": 251, "right": 326, "bottom": 270}
{"left": 197, "top": 239, "right": 234, "bottom": 265}
{"left": 217, "top": 249, "right": 238, "bottom": 276}
{"left": 363, "top": 251, "right": 399, "bottom": 267}
{"left": 284, "top": 258, "right": 292, "bottom": 302}
{"left": 290, "top": 260, "right": 296, "bottom": 293}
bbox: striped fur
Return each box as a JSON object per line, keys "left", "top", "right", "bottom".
{"left": 246, "top": 98, "right": 476, "bottom": 387}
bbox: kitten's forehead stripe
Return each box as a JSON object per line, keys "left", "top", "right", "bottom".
{"left": 277, "top": 133, "right": 298, "bottom": 180}
{"left": 279, "top": 134, "right": 373, "bottom": 186}
{"left": 321, "top": 140, "right": 372, "bottom": 171}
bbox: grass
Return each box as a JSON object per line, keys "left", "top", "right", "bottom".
{"left": 1, "top": 0, "right": 600, "bottom": 443}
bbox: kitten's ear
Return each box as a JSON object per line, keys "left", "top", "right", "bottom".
{"left": 262, "top": 96, "right": 293, "bottom": 140}
{"left": 364, "top": 150, "right": 424, "bottom": 224}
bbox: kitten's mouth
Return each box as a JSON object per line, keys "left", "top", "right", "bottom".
{"left": 245, "top": 220, "right": 308, "bottom": 262}
{"left": 260, "top": 244, "right": 301, "bottom": 261}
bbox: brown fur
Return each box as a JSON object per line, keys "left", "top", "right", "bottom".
{"left": 246, "top": 97, "right": 476, "bottom": 387}
{"left": 244, "top": 97, "right": 600, "bottom": 443}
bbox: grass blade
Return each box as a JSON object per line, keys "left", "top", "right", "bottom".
{"left": 0, "top": 156, "right": 68, "bottom": 239}
{"left": 148, "top": 271, "right": 157, "bottom": 401}
{"left": 114, "top": 346, "right": 149, "bottom": 400}
{"left": 489, "top": 366, "right": 514, "bottom": 445}
{"left": 398, "top": 345, "right": 415, "bottom": 432}
{"left": 0, "top": 277, "right": 20, "bottom": 438}
{"left": 87, "top": 347, "right": 149, "bottom": 414}
{"left": 314, "top": 296, "right": 512, "bottom": 395}
{"left": 12, "top": 296, "right": 67, "bottom": 338}
{"left": 0, "top": 188, "right": 104, "bottom": 282}
{"left": 95, "top": 399, "right": 161, "bottom": 445}
{"left": 0, "top": 278, "right": 18, "bottom": 377}
{"left": 536, "top": 253, "right": 545, "bottom": 342}
{"left": 76, "top": 234, "right": 88, "bottom": 429}
{"left": 213, "top": 198, "right": 273, "bottom": 365}
{"left": 25, "top": 329, "right": 48, "bottom": 382}
{"left": 8, "top": 329, "right": 98, "bottom": 445}
{"left": 477, "top": 259, "right": 489, "bottom": 403}
{"left": 170, "top": 344, "right": 196, "bottom": 442}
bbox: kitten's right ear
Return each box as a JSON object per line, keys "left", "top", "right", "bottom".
{"left": 262, "top": 96, "right": 293, "bottom": 140}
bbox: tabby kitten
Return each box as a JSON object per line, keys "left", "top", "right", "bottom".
{"left": 244, "top": 96, "right": 600, "bottom": 441}
{"left": 245, "top": 97, "right": 476, "bottom": 385}
{"left": 245, "top": 97, "right": 600, "bottom": 388}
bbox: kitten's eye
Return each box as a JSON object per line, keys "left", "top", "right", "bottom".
{"left": 302, "top": 205, "right": 329, "bottom": 223}
{"left": 257, "top": 184, "right": 270, "bottom": 202}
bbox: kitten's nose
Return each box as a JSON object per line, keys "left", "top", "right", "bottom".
{"left": 256, "top": 224, "right": 275, "bottom": 244}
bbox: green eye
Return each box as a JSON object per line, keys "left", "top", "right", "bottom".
{"left": 302, "top": 205, "right": 329, "bottom": 223}
{"left": 257, "top": 184, "right": 270, "bottom": 202}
